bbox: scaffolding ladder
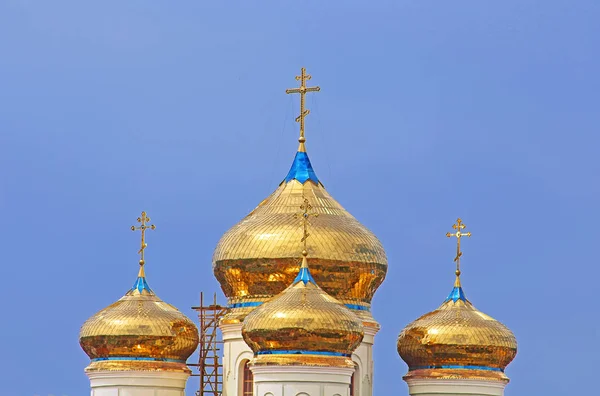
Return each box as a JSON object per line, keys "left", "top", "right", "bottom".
{"left": 191, "top": 292, "right": 227, "bottom": 396}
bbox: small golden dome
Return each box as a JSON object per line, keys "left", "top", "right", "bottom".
{"left": 397, "top": 277, "right": 517, "bottom": 381}
{"left": 213, "top": 144, "right": 387, "bottom": 325}
{"left": 242, "top": 254, "right": 364, "bottom": 368}
{"left": 79, "top": 266, "right": 199, "bottom": 372}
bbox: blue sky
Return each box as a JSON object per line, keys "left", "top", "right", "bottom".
{"left": 1, "top": 1, "right": 598, "bottom": 395}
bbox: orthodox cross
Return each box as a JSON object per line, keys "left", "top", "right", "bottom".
{"left": 295, "top": 197, "right": 319, "bottom": 253}
{"left": 446, "top": 218, "right": 471, "bottom": 277}
{"left": 131, "top": 211, "right": 156, "bottom": 266}
{"left": 285, "top": 67, "right": 320, "bottom": 147}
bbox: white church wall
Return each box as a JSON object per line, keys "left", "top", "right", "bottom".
{"left": 221, "top": 322, "right": 253, "bottom": 396}
{"left": 87, "top": 370, "right": 190, "bottom": 396}
{"left": 251, "top": 365, "right": 354, "bottom": 396}
{"left": 352, "top": 325, "right": 378, "bottom": 396}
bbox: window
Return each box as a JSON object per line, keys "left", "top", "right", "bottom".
{"left": 242, "top": 360, "right": 254, "bottom": 396}
{"left": 350, "top": 372, "right": 355, "bottom": 396}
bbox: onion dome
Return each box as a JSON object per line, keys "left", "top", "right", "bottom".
{"left": 397, "top": 219, "right": 517, "bottom": 382}
{"left": 397, "top": 276, "right": 517, "bottom": 381}
{"left": 213, "top": 68, "right": 387, "bottom": 326}
{"left": 79, "top": 212, "right": 199, "bottom": 372}
{"left": 242, "top": 251, "right": 364, "bottom": 368}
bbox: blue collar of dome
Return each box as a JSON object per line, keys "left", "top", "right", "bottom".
{"left": 345, "top": 303, "right": 370, "bottom": 311}
{"left": 445, "top": 286, "right": 466, "bottom": 303}
{"left": 91, "top": 356, "right": 185, "bottom": 363}
{"left": 131, "top": 276, "right": 152, "bottom": 294}
{"left": 412, "top": 364, "right": 503, "bottom": 372}
{"left": 284, "top": 151, "right": 319, "bottom": 184}
{"left": 294, "top": 265, "right": 316, "bottom": 285}
{"left": 257, "top": 350, "right": 349, "bottom": 357}
{"left": 228, "top": 301, "right": 263, "bottom": 309}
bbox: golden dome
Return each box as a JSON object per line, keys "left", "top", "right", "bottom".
{"left": 397, "top": 277, "right": 517, "bottom": 382}
{"left": 241, "top": 254, "right": 364, "bottom": 368}
{"left": 213, "top": 142, "right": 387, "bottom": 325}
{"left": 79, "top": 265, "right": 199, "bottom": 372}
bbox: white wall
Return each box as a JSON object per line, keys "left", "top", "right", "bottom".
{"left": 87, "top": 370, "right": 190, "bottom": 396}
{"left": 251, "top": 365, "right": 354, "bottom": 396}
{"left": 221, "top": 322, "right": 253, "bottom": 396}
{"left": 351, "top": 326, "right": 378, "bottom": 396}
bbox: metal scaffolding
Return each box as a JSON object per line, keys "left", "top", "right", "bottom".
{"left": 191, "top": 292, "right": 227, "bottom": 396}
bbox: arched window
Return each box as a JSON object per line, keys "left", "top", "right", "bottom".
{"left": 242, "top": 360, "right": 254, "bottom": 396}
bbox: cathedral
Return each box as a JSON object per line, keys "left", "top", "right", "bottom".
{"left": 78, "top": 68, "right": 517, "bottom": 396}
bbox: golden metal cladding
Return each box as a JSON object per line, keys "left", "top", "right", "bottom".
{"left": 403, "top": 368, "right": 509, "bottom": 383}
{"left": 251, "top": 354, "right": 356, "bottom": 368}
{"left": 213, "top": 179, "right": 388, "bottom": 310}
{"left": 241, "top": 277, "right": 364, "bottom": 357}
{"left": 219, "top": 300, "right": 263, "bottom": 325}
{"left": 397, "top": 297, "right": 517, "bottom": 372}
{"left": 85, "top": 360, "right": 192, "bottom": 373}
{"left": 79, "top": 288, "right": 199, "bottom": 364}
{"left": 353, "top": 306, "right": 380, "bottom": 329}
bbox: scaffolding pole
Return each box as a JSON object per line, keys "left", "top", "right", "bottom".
{"left": 191, "top": 292, "right": 227, "bottom": 396}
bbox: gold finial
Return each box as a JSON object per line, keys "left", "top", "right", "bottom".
{"left": 285, "top": 67, "right": 320, "bottom": 152}
{"left": 131, "top": 211, "right": 156, "bottom": 275}
{"left": 446, "top": 218, "right": 471, "bottom": 285}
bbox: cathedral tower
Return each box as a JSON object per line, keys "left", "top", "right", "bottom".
{"left": 79, "top": 212, "right": 199, "bottom": 396}
{"left": 397, "top": 219, "right": 517, "bottom": 396}
{"left": 213, "top": 68, "right": 387, "bottom": 396}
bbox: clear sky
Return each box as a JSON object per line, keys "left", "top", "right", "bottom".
{"left": 1, "top": 1, "right": 598, "bottom": 395}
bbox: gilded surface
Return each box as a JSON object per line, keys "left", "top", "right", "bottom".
{"left": 397, "top": 297, "right": 517, "bottom": 371}
{"left": 242, "top": 275, "right": 364, "bottom": 356}
{"left": 220, "top": 302, "right": 264, "bottom": 325}
{"left": 213, "top": 179, "right": 388, "bottom": 310}
{"left": 214, "top": 70, "right": 386, "bottom": 324}
{"left": 85, "top": 360, "right": 191, "bottom": 373}
{"left": 403, "top": 368, "right": 509, "bottom": 382}
{"left": 353, "top": 307, "right": 379, "bottom": 329}
{"left": 251, "top": 354, "right": 356, "bottom": 368}
{"left": 80, "top": 287, "right": 199, "bottom": 363}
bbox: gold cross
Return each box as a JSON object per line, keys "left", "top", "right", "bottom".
{"left": 131, "top": 211, "right": 156, "bottom": 267}
{"left": 295, "top": 197, "right": 319, "bottom": 254}
{"left": 285, "top": 67, "right": 320, "bottom": 151}
{"left": 446, "top": 218, "right": 471, "bottom": 277}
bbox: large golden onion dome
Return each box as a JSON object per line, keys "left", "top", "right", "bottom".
{"left": 80, "top": 213, "right": 199, "bottom": 372}
{"left": 213, "top": 69, "right": 387, "bottom": 326}
{"left": 242, "top": 252, "right": 364, "bottom": 368}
